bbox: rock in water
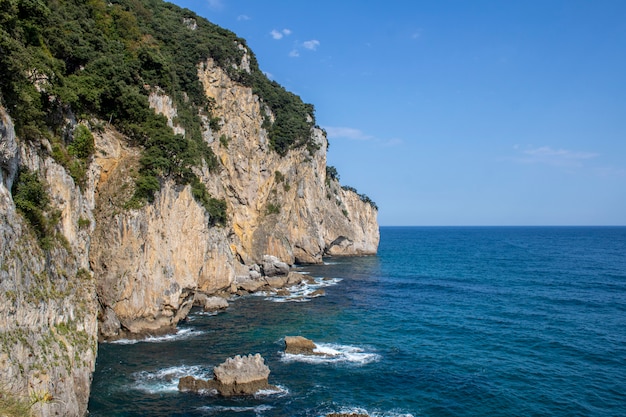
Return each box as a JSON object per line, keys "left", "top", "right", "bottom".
{"left": 194, "top": 293, "right": 229, "bottom": 312}
{"left": 178, "top": 354, "right": 276, "bottom": 396}
{"left": 284, "top": 336, "right": 318, "bottom": 355}
{"left": 178, "top": 375, "right": 215, "bottom": 393}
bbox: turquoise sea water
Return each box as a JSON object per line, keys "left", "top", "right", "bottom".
{"left": 88, "top": 227, "right": 626, "bottom": 416}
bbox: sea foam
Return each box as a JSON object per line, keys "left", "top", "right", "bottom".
{"left": 321, "top": 406, "right": 415, "bottom": 417}
{"left": 111, "top": 327, "right": 205, "bottom": 345}
{"left": 281, "top": 342, "right": 381, "bottom": 365}
{"left": 130, "top": 364, "right": 212, "bottom": 394}
{"left": 198, "top": 404, "right": 274, "bottom": 415}
{"left": 262, "top": 277, "right": 343, "bottom": 303}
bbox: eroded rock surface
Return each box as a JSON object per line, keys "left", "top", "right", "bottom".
{"left": 179, "top": 354, "right": 277, "bottom": 396}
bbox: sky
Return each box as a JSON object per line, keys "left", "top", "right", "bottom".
{"left": 168, "top": 0, "right": 626, "bottom": 226}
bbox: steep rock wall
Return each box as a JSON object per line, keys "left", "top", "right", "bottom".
{"left": 89, "top": 128, "right": 234, "bottom": 339}
{"left": 0, "top": 106, "right": 98, "bottom": 417}
{"left": 198, "top": 58, "right": 379, "bottom": 265}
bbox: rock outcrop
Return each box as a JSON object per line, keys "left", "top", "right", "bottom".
{"left": 194, "top": 293, "right": 229, "bottom": 312}
{"left": 178, "top": 354, "right": 276, "bottom": 396}
{"left": 284, "top": 336, "right": 319, "bottom": 355}
{"left": 285, "top": 336, "right": 332, "bottom": 356}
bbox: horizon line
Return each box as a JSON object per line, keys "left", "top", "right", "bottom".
{"left": 379, "top": 224, "right": 626, "bottom": 228}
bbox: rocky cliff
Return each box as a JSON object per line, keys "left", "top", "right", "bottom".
{"left": 1, "top": 105, "right": 98, "bottom": 417}
{"left": 0, "top": 1, "right": 378, "bottom": 415}
{"left": 92, "top": 57, "right": 379, "bottom": 340}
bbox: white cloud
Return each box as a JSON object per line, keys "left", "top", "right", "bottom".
{"left": 288, "top": 49, "right": 300, "bottom": 58}
{"left": 515, "top": 145, "right": 599, "bottom": 167}
{"left": 270, "top": 28, "right": 291, "bottom": 40}
{"left": 207, "top": 0, "right": 223, "bottom": 10}
{"left": 302, "top": 39, "right": 320, "bottom": 50}
{"left": 324, "top": 126, "right": 373, "bottom": 141}
{"left": 237, "top": 14, "right": 251, "bottom": 21}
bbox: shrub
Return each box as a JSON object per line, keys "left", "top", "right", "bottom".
{"left": 266, "top": 202, "right": 280, "bottom": 215}
{"left": 190, "top": 178, "right": 227, "bottom": 226}
{"left": 219, "top": 134, "right": 230, "bottom": 148}
{"left": 326, "top": 165, "right": 340, "bottom": 184}
{"left": 68, "top": 125, "right": 94, "bottom": 159}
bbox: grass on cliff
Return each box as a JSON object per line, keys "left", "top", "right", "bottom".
{"left": 11, "top": 167, "right": 61, "bottom": 250}
{"left": 0, "top": 386, "right": 54, "bottom": 417}
{"left": 0, "top": 390, "right": 32, "bottom": 417}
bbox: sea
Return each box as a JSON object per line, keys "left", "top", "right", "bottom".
{"left": 87, "top": 226, "right": 626, "bottom": 417}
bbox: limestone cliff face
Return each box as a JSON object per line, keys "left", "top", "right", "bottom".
{"left": 91, "top": 57, "right": 377, "bottom": 340}
{"left": 89, "top": 129, "right": 234, "bottom": 337}
{"left": 0, "top": 106, "right": 98, "bottom": 417}
{"left": 198, "top": 58, "right": 380, "bottom": 265}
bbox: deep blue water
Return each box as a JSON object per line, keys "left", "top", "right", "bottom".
{"left": 88, "top": 227, "right": 626, "bottom": 416}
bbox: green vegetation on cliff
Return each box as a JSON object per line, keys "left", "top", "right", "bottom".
{"left": 11, "top": 167, "right": 60, "bottom": 249}
{"left": 0, "top": 0, "right": 316, "bottom": 219}
{"left": 326, "top": 166, "right": 378, "bottom": 210}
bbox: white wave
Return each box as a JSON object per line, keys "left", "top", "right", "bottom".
{"left": 281, "top": 342, "right": 381, "bottom": 365}
{"left": 111, "top": 328, "right": 205, "bottom": 345}
{"left": 199, "top": 404, "right": 273, "bottom": 415}
{"left": 187, "top": 310, "right": 220, "bottom": 321}
{"left": 254, "top": 384, "right": 289, "bottom": 398}
{"left": 323, "top": 407, "right": 415, "bottom": 417}
{"left": 131, "top": 364, "right": 212, "bottom": 394}
{"left": 265, "top": 277, "right": 342, "bottom": 303}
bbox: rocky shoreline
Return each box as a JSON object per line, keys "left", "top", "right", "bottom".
{"left": 100, "top": 255, "right": 318, "bottom": 342}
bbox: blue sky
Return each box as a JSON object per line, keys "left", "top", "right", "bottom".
{"left": 169, "top": 0, "right": 626, "bottom": 226}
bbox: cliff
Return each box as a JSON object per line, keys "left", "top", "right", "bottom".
{"left": 1, "top": 106, "right": 98, "bottom": 417}
{"left": 0, "top": 1, "right": 378, "bottom": 415}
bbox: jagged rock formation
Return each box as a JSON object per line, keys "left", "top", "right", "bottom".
{"left": 0, "top": 1, "right": 379, "bottom": 415}
{"left": 178, "top": 353, "right": 276, "bottom": 396}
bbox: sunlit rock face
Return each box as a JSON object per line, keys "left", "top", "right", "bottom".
{"left": 93, "top": 58, "right": 378, "bottom": 339}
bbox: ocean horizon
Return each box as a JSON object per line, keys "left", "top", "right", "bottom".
{"left": 88, "top": 226, "right": 626, "bottom": 416}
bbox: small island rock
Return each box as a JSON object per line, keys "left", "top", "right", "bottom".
{"left": 178, "top": 353, "right": 276, "bottom": 396}
{"left": 284, "top": 336, "right": 318, "bottom": 355}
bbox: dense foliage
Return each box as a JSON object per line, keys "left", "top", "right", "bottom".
{"left": 0, "top": 0, "right": 317, "bottom": 222}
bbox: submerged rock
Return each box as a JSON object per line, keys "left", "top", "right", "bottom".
{"left": 178, "top": 353, "right": 276, "bottom": 396}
